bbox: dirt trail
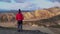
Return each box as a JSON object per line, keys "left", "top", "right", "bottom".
{"left": 0, "top": 23, "right": 55, "bottom": 34}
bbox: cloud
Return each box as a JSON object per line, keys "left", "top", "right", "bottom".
{"left": 47, "top": 0, "right": 60, "bottom": 7}
{"left": 0, "top": 2, "right": 31, "bottom": 10}
{"left": 0, "top": 0, "right": 60, "bottom": 10}
{"left": 53, "top": 2, "right": 60, "bottom": 7}
{"left": 0, "top": 0, "right": 11, "bottom": 3}
{"left": 15, "top": 0, "right": 26, "bottom": 3}
{"left": 0, "top": 0, "right": 28, "bottom": 3}
{"left": 48, "top": 0, "right": 60, "bottom": 2}
{"left": 28, "top": 0, "right": 54, "bottom": 8}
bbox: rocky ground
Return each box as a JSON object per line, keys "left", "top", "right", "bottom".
{"left": 48, "top": 27, "right": 60, "bottom": 34}
{"left": 0, "top": 22, "right": 55, "bottom": 34}
{"left": 0, "top": 22, "right": 60, "bottom": 34}
{"left": 0, "top": 28, "right": 48, "bottom": 34}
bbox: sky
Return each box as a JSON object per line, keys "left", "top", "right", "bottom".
{"left": 0, "top": 0, "right": 60, "bottom": 10}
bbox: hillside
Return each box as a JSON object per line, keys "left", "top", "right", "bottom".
{"left": 0, "top": 7, "right": 60, "bottom": 27}
{"left": 0, "top": 7, "right": 60, "bottom": 20}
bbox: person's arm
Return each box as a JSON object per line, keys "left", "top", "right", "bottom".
{"left": 16, "top": 14, "right": 18, "bottom": 20}
{"left": 21, "top": 14, "right": 24, "bottom": 20}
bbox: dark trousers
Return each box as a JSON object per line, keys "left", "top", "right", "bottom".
{"left": 17, "top": 20, "right": 23, "bottom": 31}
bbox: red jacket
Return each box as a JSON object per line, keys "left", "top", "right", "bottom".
{"left": 16, "top": 13, "right": 24, "bottom": 20}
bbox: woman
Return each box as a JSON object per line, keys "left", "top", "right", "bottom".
{"left": 16, "top": 9, "right": 24, "bottom": 32}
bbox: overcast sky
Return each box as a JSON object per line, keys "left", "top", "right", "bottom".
{"left": 0, "top": 0, "right": 60, "bottom": 10}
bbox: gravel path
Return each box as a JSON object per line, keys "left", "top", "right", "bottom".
{"left": 0, "top": 28, "right": 48, "bottom": 34}
{"left": 48, "top": 27, "right": 60, "bottom": 34}
{"left": 0, "top": 23, "right": 55, "bottom": 34}
{"left": 0, "top": 25, "right": 56, "bottom": 34}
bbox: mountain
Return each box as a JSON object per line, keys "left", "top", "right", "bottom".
{"left": 24, "top": 7, "right": 60, "bottom": 20}
{"left": 0, "top": 7, "right": 60, "bottom": 27}
{"left": 0, "top": 7, "right": 60, "bottom": 20}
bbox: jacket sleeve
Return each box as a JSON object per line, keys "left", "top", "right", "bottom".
{"left": 21, "top": 14, "right": 24, "bottom": 20}
{"left": 16, "top": 14, "right": 18, "bottom": 20}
